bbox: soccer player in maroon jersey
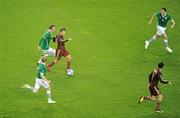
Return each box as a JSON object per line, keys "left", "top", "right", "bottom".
{"left": 47, "top": 27, "right": 73, "bottom": 75}
{"left": 139, "top": 62, "right": 172, "bottom": 113}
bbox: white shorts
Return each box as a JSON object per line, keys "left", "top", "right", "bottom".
{"left": 34, "top": 78, "right": 49, "bottom": 90}
{"left": 43, "top": 47, "right": 55, "bottom": 56}
{"left": 156, "top": 25, "right": 166, "bottom": 36}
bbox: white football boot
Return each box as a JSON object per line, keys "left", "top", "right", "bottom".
{"left": 21, "top": 84, "right": 30, "bottom": 88}
{"left": 166, "top": 47, "right": 172, "bottom": 53}
{"left": 145, "top": 41, "right": 149, "bottom": 49}
{"left": 48, "top": 99, "right": 56, "bottom": 104}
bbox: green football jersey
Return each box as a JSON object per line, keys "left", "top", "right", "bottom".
{"left": 155, "top": 12, "right": 173, "bottom": 27}
{"left": 39, "top": 30, "right": 51, "bottom": 50}
{"left": 37, "top": 63, "right": 47, "bottom": 79}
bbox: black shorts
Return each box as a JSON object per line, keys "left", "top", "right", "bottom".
{"left": 149, "top": 86, "right": 161, "bottom": 96}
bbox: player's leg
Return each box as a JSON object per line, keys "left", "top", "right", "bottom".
{"left": 37, "top": 48, "right": 56, "bottom": 65}
{"left": 21, "top": 78, "right": 40, "bottom": 93}
{"left": 145, "top": 34, "right": 160, "bottom": 49}
{"left": 46, "top": 48, "right": 56, "bottom": 56}
{"left": 47, "top": 56, "right": 61, "bottom": 71}
{"left": 47, "top": 48, "right": 61, "bottom": 71}
{"left": 65, "top": 54, "right": 72, "bottom": 70}
{"left": 139, "top": 87, "right": 157, "bottom": 103}
{"left": 21, "top": 83, "right": 35, "bottom": 91}
{"left": 162, "top": 32, "right": 172, "bottom": 53}
{"left": 139, "top": 95, "right": 156, "bottom": 104}
{"left": 155, "top": 94, "right": 163, "bottom": 113}
{"left": 65, "top": 52, "right": 73, "bottom": 76}
{"left": 145, "top": 26, "right": 162, "bottom": 49}
{"left": 40, "top": 79, "right": 56, "bottom": 103}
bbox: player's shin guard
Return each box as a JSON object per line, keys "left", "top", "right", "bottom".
{"left": 148, "top": 36, "right": 156, "bottom": 44}
{"left": 164, "top": 39, "right": 169, "bottom": 47}
{"left": 67, "top": 61, "right": 71, "bottom": 70}
{"left": 47, "top": 90, "right": 51, "bottom": 100}
{"left": 144, "top": 96, "right": 151, "bottom": 100}
{"left": 156, "top": 102, "right": 161, "bottom": 111}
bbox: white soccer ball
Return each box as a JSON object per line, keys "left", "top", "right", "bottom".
{"left": 67, "top": 69, "right": 74, "bottom": 76}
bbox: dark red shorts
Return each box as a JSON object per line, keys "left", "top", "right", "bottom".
{"left": 149, "top": 86, "right": 161, "bottom": 96}
{"left": 56, "top": 47, "right": 70, "bottom": 59}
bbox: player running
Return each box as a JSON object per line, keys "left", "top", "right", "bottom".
{"left": 47, "top": 27, "right": 73, "bottom": 75}
{"left": 22, "top": 54, "right": 56, "bottom": 104}
{"left": 145, "top": 8, "right": 176, "bottom": 53}
{"left": 139, "top": 62, "right": 172, "bottom": 113}
{"left": 37, "top": 25, "right": 56, "bottom": 64}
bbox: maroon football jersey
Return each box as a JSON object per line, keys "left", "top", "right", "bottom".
{"left": 149, "top": 69, "right": 168, "bottom": 87}
{"left": 57, "top": 34, "right": 65, "bottom": 49}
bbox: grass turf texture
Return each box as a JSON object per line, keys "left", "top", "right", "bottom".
{"left": 0, "top": 0, "right": 180, "bottom": 117}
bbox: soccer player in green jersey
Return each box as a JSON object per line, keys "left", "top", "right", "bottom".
{"left": 22, "top": 54, "right": 56, "bottom": 104}
{"left": 37, "top": 25, "right": 56, "bottom": 64}
{"left": 145, "top": 8, "right": 176, "bottom": 53}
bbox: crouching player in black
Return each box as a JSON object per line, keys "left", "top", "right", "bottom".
{"left": 139, "top": 62, "right": 172, "bottom": 113}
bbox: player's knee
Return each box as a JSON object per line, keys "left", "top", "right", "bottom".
{"left": 66, "top": 55, "right": 72, "bottom": 61}
{"left": 46, "top": 86, "right": 51, "bottom": 91}
{"left": 163, "top": 33, "right": 168, "bottom": 39}
{"left": 151, "top": 96, "right": 156, "bottom": 101}
{"left": 155, "top": 34, "right": 160, "bottom": 39}
{"left": 157, "top": 94, "right": 163, "bottom": 103}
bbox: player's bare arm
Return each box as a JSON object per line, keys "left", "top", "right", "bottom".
{"left": 159, "top": 75, "right": 169, "bottom": 84}
{"left": 148, "top": 13, "right": 155, "bottom": 24}
{"left": 171, "top": 20, "right": 176, "bottom": 28}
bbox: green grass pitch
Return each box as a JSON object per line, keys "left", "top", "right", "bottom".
{"left": 0, "top": 0, "right": 180, "bottom": 117}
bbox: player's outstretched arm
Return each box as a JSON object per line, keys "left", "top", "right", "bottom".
{"left": 68, "top": 38, "right": 72, "bottom": 41}
{"left": 159, "top": 75, "right": 169, "bottom": 84}
{"left": 148, "top": 14, "right": 155, "bottom": 24}
{"left": 171, "top": 20, "right": 176, "bottom": 28}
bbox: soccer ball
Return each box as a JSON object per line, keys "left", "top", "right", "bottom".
{"left": 67, "top": 69, "right": 74, "bottom": 76}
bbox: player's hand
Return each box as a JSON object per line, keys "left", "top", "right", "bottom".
{"left": 68, "top": 38, "right": 72, "bottom": 41}
{"left": 171, "top": 25, "right": 174, "bottom": 29}
{"left": 168, "top": 81, "right": 172, "bottom": 86}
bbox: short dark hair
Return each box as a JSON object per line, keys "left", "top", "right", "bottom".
{"left": 161, "top": 8, "right": 167, "bottom": 12}
{"left": 158, "top": 62, "right": 164, "bottom": 69}
{"left": 49, "top": 25, "right": 55, "bottom": 29}
{"left": 60, "top": 27, "right": 66, "bottom": 32}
